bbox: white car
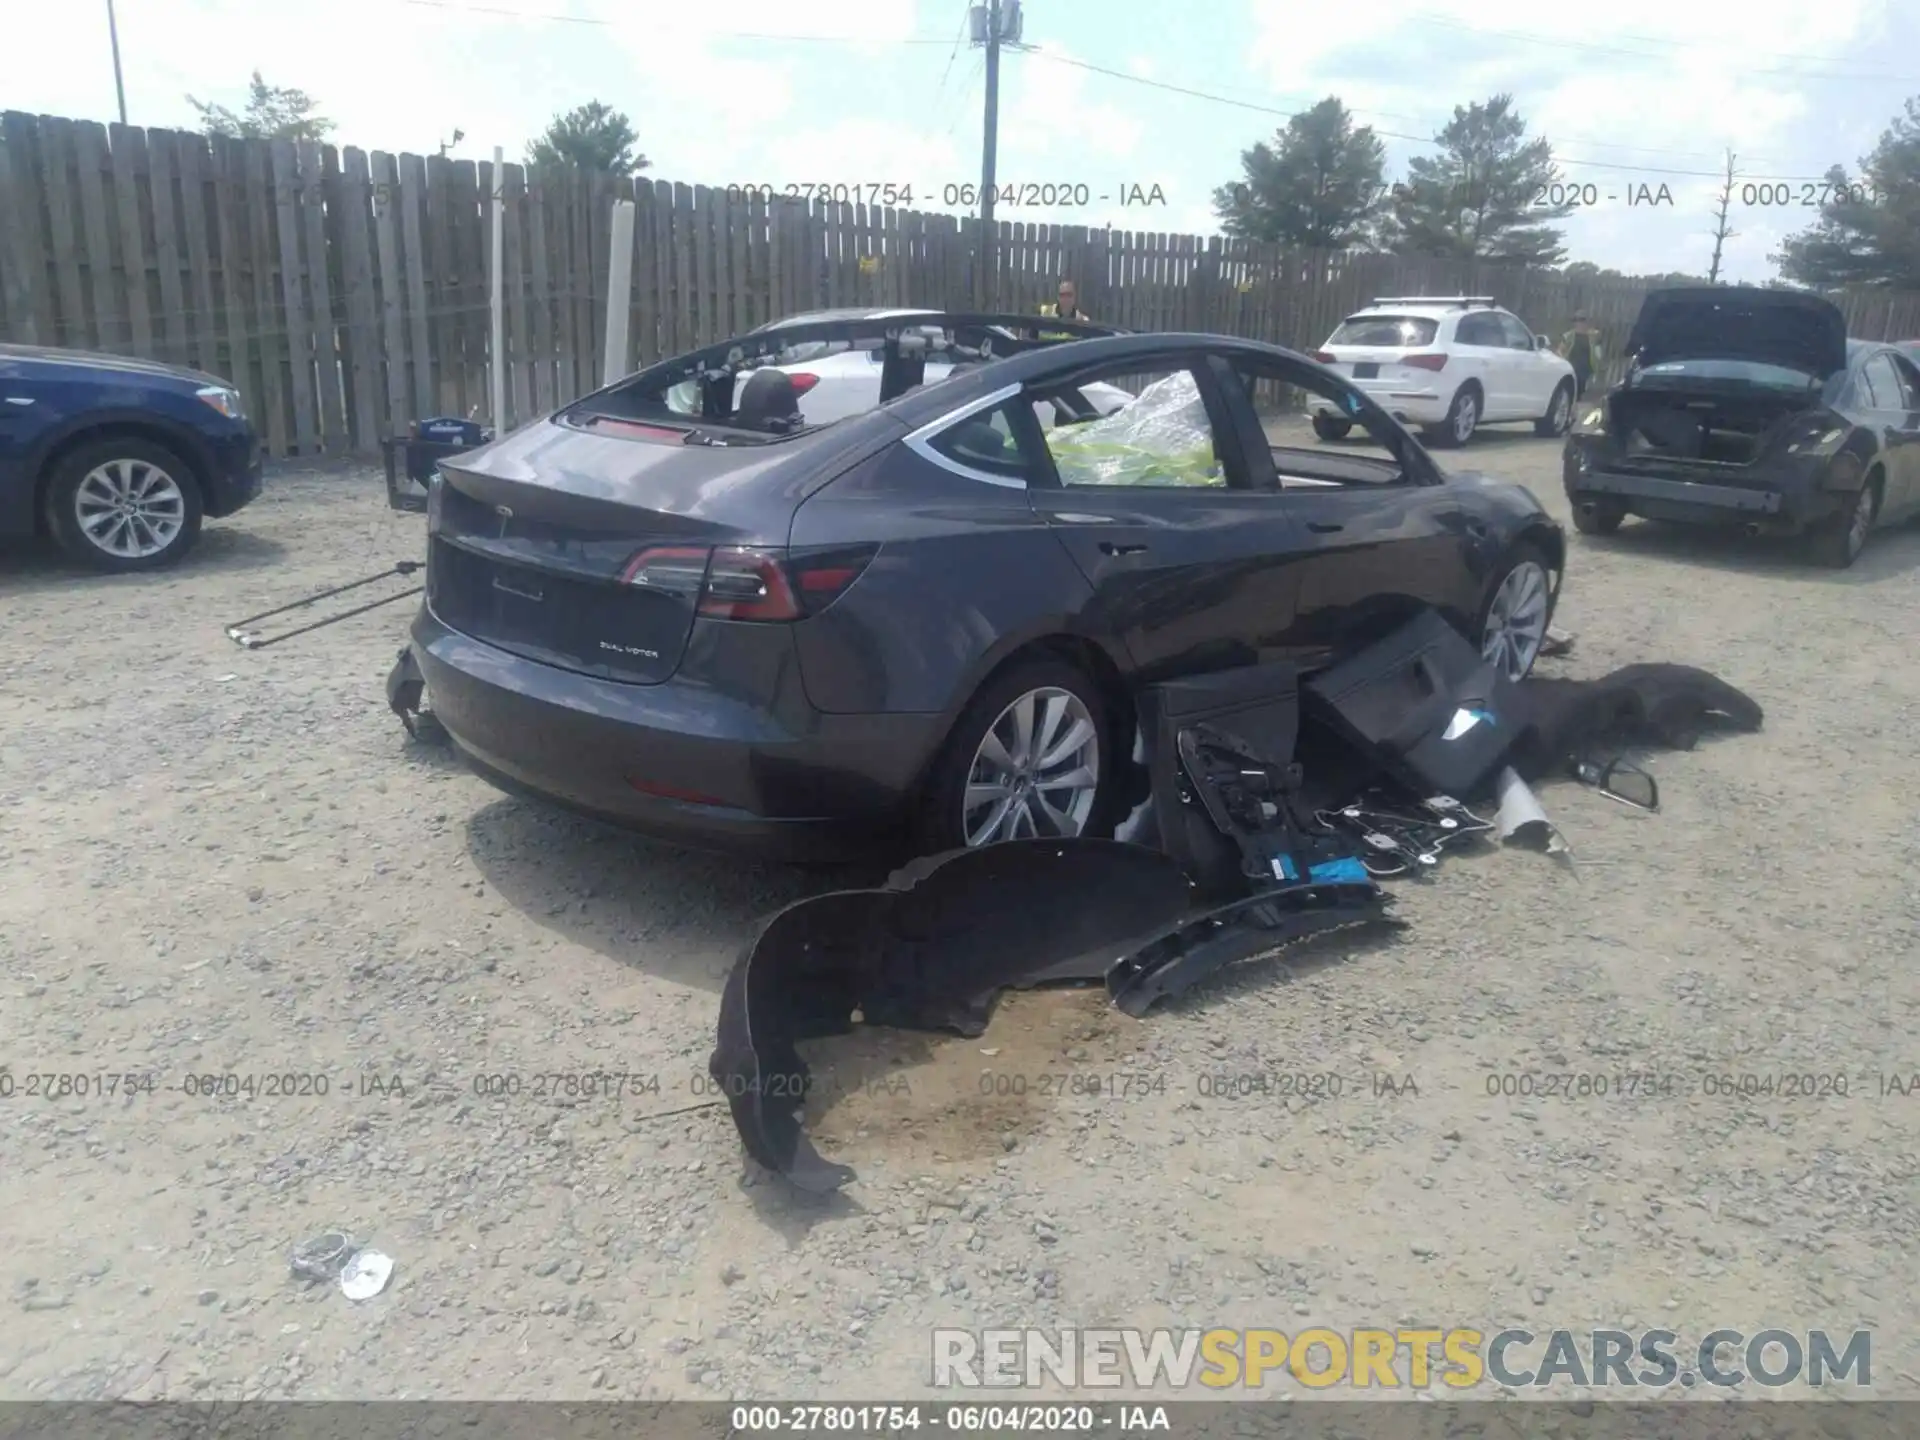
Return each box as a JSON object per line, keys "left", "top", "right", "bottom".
{"left": 729, "top": 307, "right": 1135, "bottom": 428}
{"left": 1307, "top": 297, "right": 1577, "bottom": 447}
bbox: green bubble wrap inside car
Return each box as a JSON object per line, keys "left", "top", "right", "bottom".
{"left": 1048, "top": 370, "right": 1224, "bottom": 487}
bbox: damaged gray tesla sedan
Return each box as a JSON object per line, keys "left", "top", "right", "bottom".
{"left": 1563, "top": 286, "right": 1920, "bottom": 566}
{"left": 409, "top": 312, "right": 1564, "bottom": 861}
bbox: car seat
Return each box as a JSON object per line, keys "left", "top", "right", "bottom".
{"left": 735, "top": 369, "right": 805, "bottom": 434}
{"left": 949, "top": 418, "right": 1014, "bottom": 466}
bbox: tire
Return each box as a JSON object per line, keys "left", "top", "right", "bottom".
{"left": 45, "top": 437, "right": 204, "bottom": 572}
{"left": 1474, "top": 542, "right": 1555, "bottom": 682}
{"left": 1312, "top": 414, "right": 1353, "bottom": 442}
{"left": 1570, "top": 494, "right": 1626, "bottom": 535}
{"left": 1423, "top": 385, "right": 1480, "bottom": 448}
{"left": 1534, "top": 381, "right": 1575, "bottom": 438}
{"left": 916, "top": 657, "right": 1119, "bottom": 854}
{"left": 1807, "top": 471, "right": 1878, "bottom": 569}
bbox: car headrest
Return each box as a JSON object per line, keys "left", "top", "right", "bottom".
{"left": 950, "top": 419, "right": 1013, "bottom": 465}
{"left": 736, "top": 369, "right": 804, "bottom": 433}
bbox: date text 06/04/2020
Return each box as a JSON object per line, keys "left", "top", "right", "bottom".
{"left": 723, "top": 182, "right": 1168, "bottom": 208}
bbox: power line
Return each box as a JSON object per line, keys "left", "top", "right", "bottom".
{"left": 1018, "top": 50, "right": 1842, "bottom": 183}
{"left": 929, "top": 0, "right": 972, "bottom": 115}
{"left": 391, "top": 0, "right": 1862, "bottom": 173}
{"left": 941, "top": 55, "right": 985, "bottom": 141}
{"left": 1011, "top": 57, "right": 1786, "bottom": 166}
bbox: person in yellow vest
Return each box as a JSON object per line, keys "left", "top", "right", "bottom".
{"left": 1038, "top": 279, "right": 1090, "bottom": 338}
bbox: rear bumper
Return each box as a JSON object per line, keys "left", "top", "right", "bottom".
{"left": 1563, "top": 453, "right": 1837, "bottom": 531}
{"left": 1311, "top": 386, "right": 1449, "bottom": 425}
{"left": 410, "top": 608, "right": 947, "bottom": 861}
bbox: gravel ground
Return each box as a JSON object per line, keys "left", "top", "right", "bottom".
{"left": 1, "top": 425, "right": 1917, "bottom": 1404}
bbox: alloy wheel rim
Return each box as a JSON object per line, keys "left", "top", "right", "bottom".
{"left": 1848, "top": 485, "right": 1873, "bottom": 554}
{"left": 1552, "top": 390, "right": 1571, "bottom": 431}
{"left": 1481, "top": 561, "right": 1550, "bottom": 681}
{"left": 1454, "top": 395, "right": 1477, "bottom": 441}
{"left": 75, "top": 459, "right": 186, "bottom": 558}
{"left": 962, "top": 686, "right": 1101, "bottom": 846}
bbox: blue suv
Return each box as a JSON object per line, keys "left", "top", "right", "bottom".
{"left": 0, "top": 344, "right": 263, "bottom": 571}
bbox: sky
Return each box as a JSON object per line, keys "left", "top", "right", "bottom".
{"left": 4, "top": 0, "right": 1916, "bottom": 289}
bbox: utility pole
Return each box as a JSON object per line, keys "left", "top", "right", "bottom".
{"left": 106, "top": 0, "right": 128, "bottom": 125}
{"left": 1708, "top": 149, "right": 1738, "bottom": 285}
{"left": 969, "top": 0, "right": 1020, "bottom": 309}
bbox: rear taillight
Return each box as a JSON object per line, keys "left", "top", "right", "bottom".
{"left": 619, "top": 545, "right": 710, "bottom": 596}
{"left": 1402, "top": 353, "right": 1448, "bottom": 371}
{"left": 701, "top": 548, "right": 802, "bottom": 620}
{"left": 1313, "top": 351, "right": 1337, "bottom": 363}
{"left": 618, "top": 543, "right": 875, "bottom": 621}
{"left": 788, "top": 373, "right": 821, "bottom": 394}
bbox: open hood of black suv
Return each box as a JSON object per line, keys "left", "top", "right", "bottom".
{"left": 1625, "top": 287, "right": 1847, "bottom": 377}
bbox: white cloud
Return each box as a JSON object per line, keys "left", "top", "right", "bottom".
{"left": 1249, "top": 0, "right": 1876, "bottom": 168}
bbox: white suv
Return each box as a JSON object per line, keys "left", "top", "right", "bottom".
{"left": 1308, "top": 297, "right": 1577, "bottom": 447}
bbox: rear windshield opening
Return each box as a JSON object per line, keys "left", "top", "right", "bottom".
{"left": 576, "top": 339, "right": 968, "bottom": 443}
{"left": 572, "top": 351, "right": 859, "bottom": 444}
{"left": 1330, "top": 316, "right": 1439, "bottom": 347}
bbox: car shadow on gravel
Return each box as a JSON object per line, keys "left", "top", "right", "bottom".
{"left": 0, "top": 527, "right": 290, "bottom": 594}
{"left": 1576, "top": 517, "right": 1920, "bottom": 582}
{"left": 461, "top": 797, "right": 882, "bottom": 990}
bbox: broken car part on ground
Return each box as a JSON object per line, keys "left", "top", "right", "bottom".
{"left": 706, "top": 616, "right": 1764, "bottom": 1189}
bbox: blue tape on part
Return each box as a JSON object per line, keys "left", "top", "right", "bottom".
{"left": 1273, "top": 854, "right": 1371, "bottom": 884}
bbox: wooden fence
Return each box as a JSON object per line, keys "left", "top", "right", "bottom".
{"left": 7, "top": 109, "right": 1920, "bottom": 458}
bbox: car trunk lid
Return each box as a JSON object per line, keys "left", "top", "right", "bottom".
{"left": 426, "top": 418, "right": 825, "bottom": 684}
{"left": 1626, "top": 287, "right": 1847, "bottom": 376}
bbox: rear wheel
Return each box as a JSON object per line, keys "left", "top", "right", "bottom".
{"left": 1311, "top": 414, "right": 1352, "bottom": 442}
{"left": 1807, "top": 473, "right": 1878, "bottom": 568}
{"left": 917, "top": 658, "right": 1118, "bottom": 854}
{"left": 1570, "top": 495, "right": 1626, "bottom": 535}
{"left": 1424, "top": 385, "right": 1479, "bottom": 448}
{"left": 45, "top": 437, "right": 204, "bottom": 572}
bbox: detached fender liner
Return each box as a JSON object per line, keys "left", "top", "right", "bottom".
{"left": 709, "top": 839, "right": 1194, "bottom": 1191}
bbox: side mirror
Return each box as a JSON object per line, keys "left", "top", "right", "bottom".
{"left": 1574, "top": 755, "right": 1659, "bottom": 811}
{"left": 1535, "top": 334, "right": 1552, "bottom": 349}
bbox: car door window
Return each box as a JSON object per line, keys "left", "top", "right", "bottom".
{"left": 1497, "top": 314, "right": 1534, "bottom": 350}
{"left": 1862, "top": 355, "right": 1909, "bottom": 410}
{"left": 1031, "top": 363, "right": 1227, "bottom": 488}
{"left": 919, "top": 400, "right": 1038, "bottom": 485}
{"left": 1235, "top": 355, "right": 1413, "bottom": 488}
{"left": 1455, "top": 314, "right": 1502, "bottom": 347}
{"left": 1890, "top": 354, "right": 1920, "bottom": 410}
